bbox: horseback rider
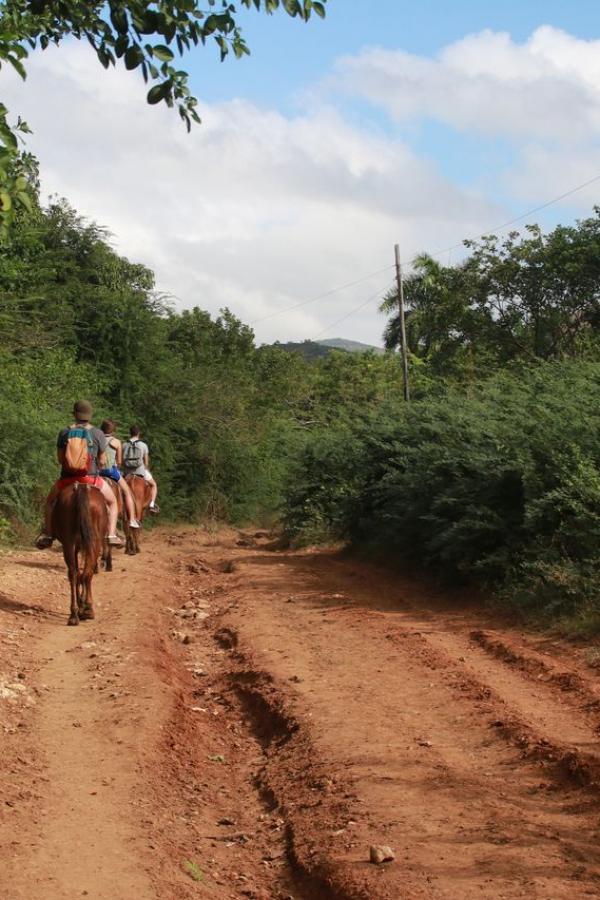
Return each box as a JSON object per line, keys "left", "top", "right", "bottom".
{"left": 98, "top": 419, "right": 141, "bottom": 529}
{"left": 35, "top": 400, "right": 125, "bottom": 549}
{"left": 122, "top": 425, "right": 160, "bottom": 514}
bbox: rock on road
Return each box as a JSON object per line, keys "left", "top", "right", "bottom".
{"left": 1, "top": 526, "right": 600, "bottom": 899}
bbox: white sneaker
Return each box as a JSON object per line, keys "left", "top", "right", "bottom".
{"left": 130, "top": 518, "right": 141, "bottom": 529}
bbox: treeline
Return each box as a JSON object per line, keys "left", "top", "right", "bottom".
{"left": 0, "top": 189, "right": 402, "bottom": 536}
{"left": 3, "top": 181, "right": 600, "bottom": 629}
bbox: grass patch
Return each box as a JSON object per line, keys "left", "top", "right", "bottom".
{"left": 183, "top": 860, "right": 204, "bottom": 883}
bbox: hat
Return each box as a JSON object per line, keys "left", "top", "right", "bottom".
{"left": 73, "top": 400, "right": 93, "bottom": 422}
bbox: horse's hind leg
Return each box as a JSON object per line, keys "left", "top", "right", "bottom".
{"left": 76, "top": 561, "right": 85, "bottom": 616}
{"left": 80, "top": 574, "right": 95, "bottom": 621}
{"left": 67, "top": 558, "right": 79, "bottom": 626}
{"left": 124, "top": 521, "right": 134, "bottom": 555}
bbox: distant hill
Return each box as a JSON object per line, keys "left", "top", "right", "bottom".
{"left": 270, "top": 340, "right": 332, "bottom": 360}
{"left": 318, "top": 338, "right": 385, "bottom": 355}
{"left": 269, "top": 338, "right": 385, "bottom": 361}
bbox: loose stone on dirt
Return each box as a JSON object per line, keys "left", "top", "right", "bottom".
{"left": 369, "top": 845, "right": 396, "bottom": 865}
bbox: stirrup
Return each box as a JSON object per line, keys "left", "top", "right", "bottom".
{"left": 129, "top": 519, "right": 141, "bottom": 529}
{"left": 148, "top": 504, "right": 160, "bottom": 515}
{"left": 107, "top": 534, "right": 124, "bottom": 548}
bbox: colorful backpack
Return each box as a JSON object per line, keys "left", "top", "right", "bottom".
{"left": 63, "top": 425, "right": 94, "bottom": 475}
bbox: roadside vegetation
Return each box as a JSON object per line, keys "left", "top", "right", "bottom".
{"left": 3, "top": 170, "right": 600, "bottom": 630}
{"left": 285, "top": 217, "right": 600, "bottom": 631}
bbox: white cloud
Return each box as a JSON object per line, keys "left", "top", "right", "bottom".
{"left": 334, "top": 26, "right": 600, "bottom": 143}
{"left": 7, "top": 34, "right": 591, "bottom": 346}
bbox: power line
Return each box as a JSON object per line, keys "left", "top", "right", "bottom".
{"left": 414, "top": 171, "right": 600, "bottom": 271}
{"left": 311, "top": 171, "right": 600, "bottom": 337}
{"left": 252, "top": 170, "right": 600, "bottom": 334}
{"left": 249, "top": 264, "right": 395, "bottom": 325}
{"left": 312, "top": 278, "right": 396, "bottom": 340}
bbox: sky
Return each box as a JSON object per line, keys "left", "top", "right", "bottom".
{"left": 4, "top": 0, "right": 600, "bottom": 346}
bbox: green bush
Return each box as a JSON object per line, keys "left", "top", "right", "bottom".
{"left": 0, "top": 349, "right": 102, "bottom": 536}
{"left": 284, "top": 361, "right": 600, "bottom": 627}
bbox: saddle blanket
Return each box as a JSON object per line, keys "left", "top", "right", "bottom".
{"left": 56, "top": 474, "right": 105, "bottom": 492}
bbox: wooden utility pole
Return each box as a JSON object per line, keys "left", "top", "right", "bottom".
{"left": 394, "top": 243, "right": 410, "bottom": 402}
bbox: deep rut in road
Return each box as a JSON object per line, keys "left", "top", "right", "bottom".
{"left": 2, "top": 526, "right": 600, "bottom": 899}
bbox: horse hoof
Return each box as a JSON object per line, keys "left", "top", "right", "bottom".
{"left": 68, "top": 616, "right": 79, "bottom": 626}
{"left": 80, "top": 608, "right": 95, "bottom": 621}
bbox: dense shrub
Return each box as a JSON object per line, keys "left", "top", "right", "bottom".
{"left": 0, "top": 349, "right": 101, "bottom": 536}
{"left": 284, "top": 361, "right": 600, "bottom": 627}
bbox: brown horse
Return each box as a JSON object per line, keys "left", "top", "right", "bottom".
{"left": 124, "top": 474, "right": 152, "bottom": 554}
{"left": 101, "top": 478, "right": 131, "bottom": 572}
{"left": 52, "top": 482, "right": 107, "bottom": 626}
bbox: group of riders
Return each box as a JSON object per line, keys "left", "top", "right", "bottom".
{"left": 35, "top": 400, "right": 159, "bottom": 551}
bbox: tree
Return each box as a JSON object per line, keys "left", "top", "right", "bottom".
{"left": 380, "top": 253, "right": 489, "bottom": 378}
{"left": 0, "top": 0, "right": 328, "bottom": 232}
{"left": 381, "top": 212, "right": 600, "bottom": 378}
{"left": 463, "top": 216, "right": 600, "bottom": 361}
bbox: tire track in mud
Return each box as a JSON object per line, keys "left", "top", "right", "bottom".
{"left": 207, "top": 542, "right": 600, "bottom": 899}
{"left": 3, "top": 529, "right": 600, "bottom": 899}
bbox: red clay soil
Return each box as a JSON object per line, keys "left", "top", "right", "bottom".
{"left": 1, "top": 526, "right": 600, "bottom": 899}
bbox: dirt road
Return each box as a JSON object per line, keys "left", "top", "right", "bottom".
{"left": 2, "top": 527, "right": 600, "bottom": 899}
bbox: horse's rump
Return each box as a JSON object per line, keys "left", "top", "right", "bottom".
{"left": 125, "top": 474, "right": 152, "bottom": 521}
{"left": 52, "top": 482, "right": 108, "bottom": 626}
{"left": 124, "top": 474, "right": 152, "bottom": 555}
{"left": 53, "top": 483, "right": 108, "bottom": 562}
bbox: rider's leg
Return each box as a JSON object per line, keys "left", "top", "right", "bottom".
{"left": 98, "top": 480, "right": 123, "bottom": 545}
{"left": 43, "top": 485, "right": 59, "bottom": 535}
{"left": 35, "top": 484, "right": 59, "bottom": 548}
{"left": 145, "top": 473, "right": 159, "bottom": 511}
{"left": 119, "top": 480, "right": 140, "bottom": 528}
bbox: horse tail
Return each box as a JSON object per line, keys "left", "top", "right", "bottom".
{"left": 74, "top": 483, "right": 94, "bottom": 554}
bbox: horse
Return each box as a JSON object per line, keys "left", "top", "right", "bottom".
{"left": 124, "top": 474, "right": 152, "bottom": 554}
{"left": 101, "top": 478, "right": 129, "bottom": 572}
{"left": 52, "top": 482, "right": 108, "bottom": 626}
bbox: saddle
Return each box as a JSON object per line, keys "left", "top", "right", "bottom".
{"left": 56, "top": 474, "right": 103, "bottom": 492}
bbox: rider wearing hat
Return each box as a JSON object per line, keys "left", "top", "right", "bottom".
{"left": 35, "top": 400, "right": 125, "bottom": 549}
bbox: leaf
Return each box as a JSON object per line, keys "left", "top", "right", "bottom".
{"left": 133, "top": 9, "right": 160, "bottom": 35}
{"left": 7, "top": 55, "right": 26, "bottom": 80}
{"left": 0, "top": 192, "right": 12, "bottom": 212}
{"left": 147, "top": 81, "right": 171, "bottom": 104}
{"left": 152, "top": 44, "right": 174, "bottom": 62}
{"left": 203, "top": 14, "right": 218, "bottom": 35}
{"left": 207, "top": 753, "right": 225, "bottom": 763}
{"left": 16, "top": 191, "right": 33, "bottom": 213}
{"left": 109, "top": 6, "right": 128, "bottom": 34}
{"left": 96, "top": 47, "right": 110, "bottom": 69}
{"left": 124, "top": 45, "right": 144, "bottom": 70}
{"left": 114, "top": 35, "right": 129, "bottom": 58}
